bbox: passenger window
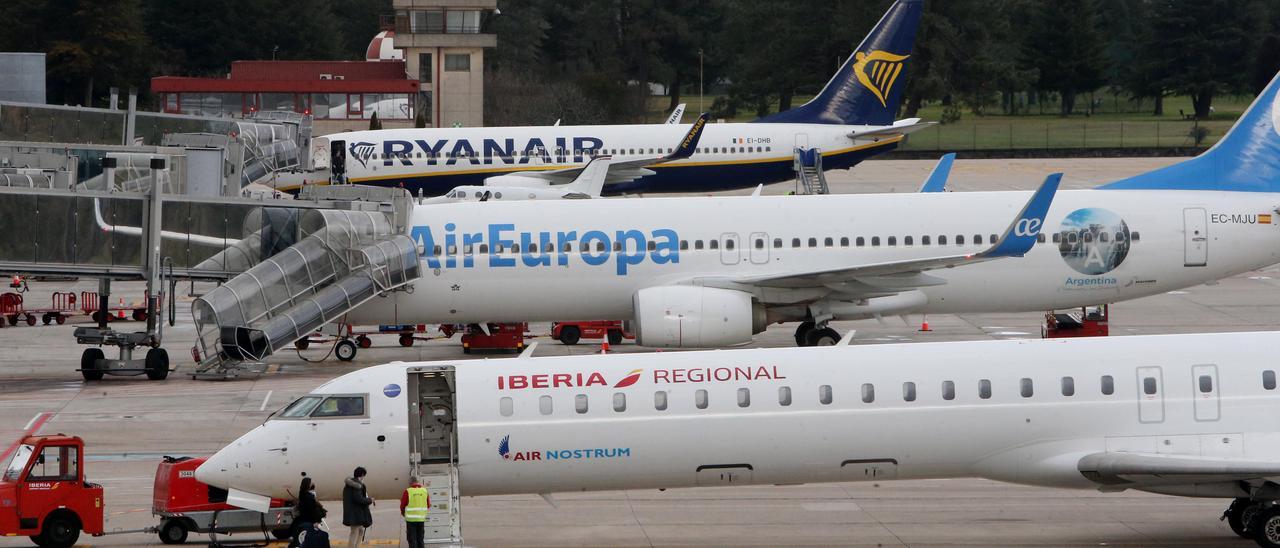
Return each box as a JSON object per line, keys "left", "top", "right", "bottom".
{"left": 755, "top": 239, "right": 764, "bottom": 250}
{"left": 648, "top": 241, "right": 657, "bottom": 251}
{"left": 973, "top": 234, "right": 981, "bottom": 244}
{"left": 792, "top": 238, "right": 801, "bottom": 248}
{"left": 1101, "top": 375, "right": 1115, "bottom": 395}
{"left": 922, "top": 235, "right": 930, "bottom": 245}
{"left": 840, "top": 237, "right": 849, "bottom": 247}
{"left": 808, "top": 237, "right": 817, "bottom": 247}
{"left": 695, "top": 389, "right": 709, "bottom": 409}
{"left": 1053, "top": 233, "right": 1061, "bottom": 243}
{"left": 528, "top": 243, "right": 538, "bottom": 253}
{"left": 903, "top": 382, "right": 916, "bottom": 402}
{"left": 774, "top": 238, "right": 783, "bottom": 248}
{"left": 956, "top": 235, "right": 965, "bottom": 245}
{"left": 1198, "top": 375, "right": 1212, "bottom": 393}
{"left": 575, "top": 394, "right": 588, "bottom": 414}
{"left": 311, "top": 396, "right": 365, "bottom": 417}
{"left": 1036, "top": 233, "right": 1046, "bottom": 243}
{"left": 563, "top": 243, "right": 572, "bottom": 252}
{"left": 613, "top": 392, "right": 626, "bottom": 412}
{"left": 990, "top": 234, "right": 999, "bottom": 244}
{"left": 938, "top": 235, "right": 947, "bottom": 245}
{"left": 819, "top": 385, "right": 833, "bottom": 405}
{"left": 737, "top": 388, "right": 751, "bottom": 407}
{"left": 778, "top": 386, "right": 792, "bottom": 406}
{"left": 1020, "top": 378, "right": 1033, "bottom": 398}
{"left": 887, "top": 236, "right": 897, "bottom": 246}
{"left": 1061, "top": 376, "right": 1075, "bottom": 396}
{"left": 871, "top": 236, "right": 880, "bottom": 246}
{"left": 613, "top": 241, "right": 622, "bottom": 252}
{"left": 695, "top": 240, "right": 704, "bottom": 250}
{"left": 1132, "top": 231, "right": 1141, "bottom": 241}
{"left": 499, "top": 397, "right": 513, "bottom": 417}
{"left": 824, "top": 237, "right": 833, "bottom": 247}
{"left": 539, "top": 395, "right": 553, "bottom": 415}
{"left": 463, "top": 244, "right": 473, "bottom": 255}
{"left": 1143, "top": 377, "right": 1157, "bottom": 395}
{"left": 904, "top": 236, "right": 913, "bottom": 246}
{"left": 654, "top": 391, "right": 668, "bottom": 411}
{"left": 856, "top": 237, "right": 865, "bottom": 247}
{"left": 725, "top": 239, "right": 735, "bottom": 250}
{"left": 511, "top": 243, "right": 520, "bottom": 253}
{"left": 680, "top": 240, "right": 689, "bottom": 250}
{"left": 1265, "top": 370, "right": 1277, "bottom": 390}
{"left": 941, "top": 380, "right": 955, "bottom": 401}
{"left": 979, "top": 379, "right": 992, "bottom": 399}
{"left": 861, "top": 383, "right": 874, "bottom": 403}
{"left": 710, "top": 240, "right": 719, "bottom": 250}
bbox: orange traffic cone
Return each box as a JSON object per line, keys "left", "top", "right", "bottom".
{"left": 117, "top": 298, "right": 126, "bottom": 320}
{"left": 600, "top": 341, "right": 610, "bottom": 354}
{"left": 919, "top": 315, "right": 932, "bottom": 332}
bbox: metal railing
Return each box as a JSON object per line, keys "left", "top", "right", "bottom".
{"left": 900, "top": 119, "right": 1234, "bottom": 151}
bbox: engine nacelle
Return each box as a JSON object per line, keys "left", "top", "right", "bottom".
{"left": 483, "top": 175, "right": 551, "bottom": 188}
{"left": 632, "top": 286, "right": 765, "bottom": 348}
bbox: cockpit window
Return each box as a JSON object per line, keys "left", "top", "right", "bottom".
{"left": 278, "top": 396, "right": 324, "bottom": 418}
{"left": 310, "top": 396, "right": 366, "bottom": 418}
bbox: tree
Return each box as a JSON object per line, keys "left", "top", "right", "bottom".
{"left": 1023, "top": 0, "right": 1108, "bottom": 116}
{"left": 1141, "top": 0, "right": 1264, "bottom": 119}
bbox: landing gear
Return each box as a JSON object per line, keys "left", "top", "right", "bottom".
{"left": 1251, "top": 504, "right": 1280, "bottom": 547}
{"left": 1225, "top": 498, "right": 1263, "bottom": 538}
{"left": 335, "top": 339, "right": 357, "bottom": 361}
{"left": 794, "top": 322, "right": 839, "bottom": 346}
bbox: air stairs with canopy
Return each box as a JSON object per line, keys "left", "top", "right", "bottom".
{"left": 794, "top": 147, "right": 829, "bottom": 195}
{"left": 191, "top": 208, "right": 420, "bottom": 379}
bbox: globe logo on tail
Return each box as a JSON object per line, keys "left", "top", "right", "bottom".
{"left": 853, "top": 50, "right": 910, "bottom": 108}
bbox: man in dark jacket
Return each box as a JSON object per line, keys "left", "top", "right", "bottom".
{"left": 342, "top": 467, "right": 374, "bottom": 548}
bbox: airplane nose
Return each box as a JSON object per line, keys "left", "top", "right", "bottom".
{"left": 195, "top": 449, "right": 233, "bottom": 489}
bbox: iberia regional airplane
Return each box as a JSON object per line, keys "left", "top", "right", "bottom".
{"left": 197, "top": 331, "right": 1280, "bottom": 546}
{"left": 311, "top": 0, "right": 928, "bottom": 196}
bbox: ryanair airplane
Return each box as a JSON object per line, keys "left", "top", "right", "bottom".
{"left": 313, "top": 0, "right": 927, "bottom": 196}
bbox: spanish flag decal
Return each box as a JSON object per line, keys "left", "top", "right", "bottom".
{"left": 1260, "top": 213, "right": 1273, "bottom": 224}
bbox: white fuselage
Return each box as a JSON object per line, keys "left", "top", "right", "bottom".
{"left": 347, "top": 189, "right": 1280, "bottom": 326}
{"left": 197, "top": 331, "right": 1280, "bottom": 501}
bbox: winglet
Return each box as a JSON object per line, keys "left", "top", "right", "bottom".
{"left": 664, "top": 113, "right": 709, "bottom": 161}
{"left": 562, "top": 156, "right": 613, "bottom": 197}
{"left": 918, "top": 153, "right": 955, "bottom": 192}
{"left": 981, "top": 173, "right": 1061, "bottom": 258}
{"left": 666, "top": 103, "right": 687, "bottom": 124}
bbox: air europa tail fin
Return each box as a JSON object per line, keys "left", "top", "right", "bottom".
{"left": 1101, "top": 71, "right": 1280, "bottom": 192}
{"left": 754, "top": 0, "right": 923, "bottom": 126}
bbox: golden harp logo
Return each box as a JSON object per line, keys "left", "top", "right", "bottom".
{"left": 853, "top": 50, "right": 909, "bottom": 107}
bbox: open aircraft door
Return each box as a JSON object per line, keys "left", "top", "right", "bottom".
{"left": 1136, "top": 366, "right": 1165, "bottom": 423}
{"left": 1183, "top": 208, "right": 1207, "bottom": 267}
{"left": 330, "top": 139, "right": 347, "bottom": 182}
{"left": 406, "top": 366, "right": 462, "bottom": 543}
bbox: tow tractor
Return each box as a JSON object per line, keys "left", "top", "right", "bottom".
{"left": 1042, "top": 305, "right": 1110, "bottom": 338}
{"left": 551, "top": 320, "right": 633, "bottom": 346}
{"left": 1, "top": 435, "right": 293, "bottom": 547}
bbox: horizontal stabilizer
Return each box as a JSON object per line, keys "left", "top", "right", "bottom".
{"left": 848, "top": 118, "right": 935, "bottom": 140}
{"left": 918, "top": 153, "right": 955, "bottom": 193}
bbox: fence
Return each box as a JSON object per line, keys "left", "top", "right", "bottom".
{"left": 900, "top": 119, "right": 1235, "bottom": 151}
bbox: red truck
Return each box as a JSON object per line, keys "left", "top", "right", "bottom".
{"left": 551, "top": 321, "right": 633, "bottom": 346}
{"left": 1, "top": 435, "right": 292, "bottom": 547}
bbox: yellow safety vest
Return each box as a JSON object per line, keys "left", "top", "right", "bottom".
{"left": 404, "top": 487, "right": 430, "bottom": 522}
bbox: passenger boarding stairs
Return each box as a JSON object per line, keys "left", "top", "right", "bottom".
{"left": 794, "top": 147, "right": 829, "bottom": 195}
{"left": 191, "top": 209, "right": 420, "bottom": 379}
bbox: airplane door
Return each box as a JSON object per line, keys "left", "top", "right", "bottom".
{"left": 749, "top": 232, "right": 769, "bottom": 264}
{"left": 1183, "top": 208, "right": 1208, "bottom": 267}
{"left": 1192, "top": 364, "right": 1220, "bottom": 421}
{"left": 720, "top": 233, "right": 740, "bottom": 265}
{"left": 1136, "top": 366, "right": 1165, "bottom": 423}
{"left": 794, "top": 133, "right": 809, "bottom": 149}
{"left": 330, "top": 139, "right": 347, "bottom": 182}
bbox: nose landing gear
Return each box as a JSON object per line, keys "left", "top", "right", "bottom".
{"left": 793, "top": 321, "right": 840, "bottom": 347}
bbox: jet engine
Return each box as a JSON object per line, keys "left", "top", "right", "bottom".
{"left": 632, "top": 286, "right": 766, "bottom": 348}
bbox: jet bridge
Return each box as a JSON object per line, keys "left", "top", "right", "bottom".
{"left": 191, "top": 208, "right": 420, "bottom": 379}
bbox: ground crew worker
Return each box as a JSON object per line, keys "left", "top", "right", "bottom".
{"left": 400, "top": 477, "right": 430, "bottom": 548}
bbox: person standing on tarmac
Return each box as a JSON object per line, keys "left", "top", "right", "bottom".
{"left": 400, "top": 477, "right": 430, "bottom": 548}
{"left": 342, "top": 467, "right": 375, "bottom": 548}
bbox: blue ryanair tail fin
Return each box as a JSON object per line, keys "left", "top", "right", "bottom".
{"left": 1101, "top": 71, "right": 1280, "bottom": 192}
{"left": 754, "top": 0, "right": 923, "bottom": 126}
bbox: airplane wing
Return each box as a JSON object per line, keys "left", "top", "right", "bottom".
{"left": 699, "top": 173, "right": 1060, "bottom": 291}
{"left": 848, "top": 118, "right": 936, "bottom": 140}
{"left": 918, "top": 153, "right": 955, "bottom": 193}
{"left": 666, "top": 103, "right": 687, "bottom": 124}
{"left": 490, "top": 113, "right": 708, "bottom": 186}
{"left": 1077, "top": 451, "right": 1280, "bottom": 489}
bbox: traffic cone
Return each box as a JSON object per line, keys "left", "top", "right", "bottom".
{"left": 919, "top": 315, "right": 932, "bottom": 332}
{"left": 600, "top": 341, "right": 610, "bottom": 354}
{"left": 116, "top": 298, "right": 126, "bottom": 320}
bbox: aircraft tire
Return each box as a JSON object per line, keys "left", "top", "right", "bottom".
{"left": 794, "top": 322, "right": 815, "bottom": 346}
{"left": 81, "top": 348, "right": 105, "bottom": 381}
{"left": 607, "top": 329, "right": 623, "bottom": 345}
{"left": 1251, "top": 504, "right": 1280, "bottom": 547}
{"left": 336, "top": 339, "right": 358, "bottom": 361}
{"left": 804, "top": 327, "right": 840, "bottom": 347}
{"left": 145, "top": 348, "right": 170, "bottom": 381}
{"left": 1227, "top": 498, "right": 1261, "bottom": 539}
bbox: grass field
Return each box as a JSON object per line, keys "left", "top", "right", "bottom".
{"left": 647, "top": 92, "right": 1253, "bottom": 150}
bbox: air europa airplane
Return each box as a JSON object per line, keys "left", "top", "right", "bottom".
{"left": 342, "top": 69, "right": 1280, "bottom": 349}
{"left": 312, "top": 0, "right": 928, "bottom": 196}
{"left": 197, "top": 332, "right": 1280, "bottom": 546}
